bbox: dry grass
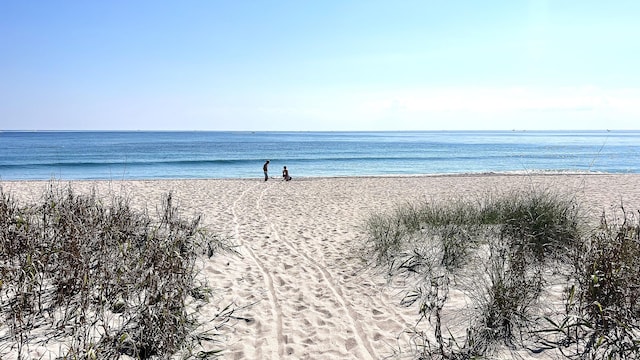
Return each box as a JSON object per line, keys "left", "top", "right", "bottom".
{"left": 0, "top": 183, "right": 232, "bottom": 359}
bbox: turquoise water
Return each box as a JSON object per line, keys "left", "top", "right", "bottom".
{"left": 1, "top": 130, "right": 639, "bottom": 180}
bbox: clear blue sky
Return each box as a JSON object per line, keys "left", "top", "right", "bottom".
{"left": 1, "top": 1, "right": 639, "bottom": 131}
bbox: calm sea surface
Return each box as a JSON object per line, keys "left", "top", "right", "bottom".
{"left": 1, "top": 131, "right": 639, "bottom": 180}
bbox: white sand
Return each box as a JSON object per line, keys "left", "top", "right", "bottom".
{"left": 2, "top": 174, "right": 639, "bottom": 359}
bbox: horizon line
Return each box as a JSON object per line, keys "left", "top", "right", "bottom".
{"left": 0, "top": 129, "right": 632, "bottom": 133}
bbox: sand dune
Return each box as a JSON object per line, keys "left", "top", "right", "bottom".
{"left": 3, "top": 174, "right": 639, "bottom": 359}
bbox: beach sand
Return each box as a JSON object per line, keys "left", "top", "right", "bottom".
{"left": 2, "top": 174, "right": 639, "bottom": 359}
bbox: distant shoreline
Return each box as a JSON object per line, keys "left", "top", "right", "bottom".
{"left": 1, "top": 170, "right": 634, "bottom": 183}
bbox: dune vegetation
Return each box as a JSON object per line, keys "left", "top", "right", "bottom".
{"left": 0, "top": 183, "right": 233, "bottom": 359}
{"left": 364, "top": 188, "right": 640, "bottom": 359}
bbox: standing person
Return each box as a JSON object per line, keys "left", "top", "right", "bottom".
{"left": 263, "top": 160, "right": 270, "bottom": 181}
{"left": 282, "top": 166, "right": 291, "bottom": 181}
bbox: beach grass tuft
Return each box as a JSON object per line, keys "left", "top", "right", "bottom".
{"left": 0, "top": 182, "right": 232, "bottom": 359}
{"left": 538, "top": 208, "right": 640, "bottom": 359}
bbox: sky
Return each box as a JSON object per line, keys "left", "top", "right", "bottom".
{"left": 1, "top": 1, "right": 639, "bottom": 131}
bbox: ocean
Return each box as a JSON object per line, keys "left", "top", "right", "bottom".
{"left": 1, "top": 130, "right": 639, "bottom": 180}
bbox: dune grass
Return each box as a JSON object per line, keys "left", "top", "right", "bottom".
{"left": 0, "top": 183, "right": 231, "bottom": 359}
{"left": 364, "top": 188, "right": 640, "bottom": 359}
{"left": 539, "top": 208, "right": 640, "bottom": 359}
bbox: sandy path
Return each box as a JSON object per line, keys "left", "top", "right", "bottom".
{"left": 209, "top": 180, "right": 414, "bottom": 359}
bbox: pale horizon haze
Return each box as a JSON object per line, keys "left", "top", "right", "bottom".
{"left": 1, "top": 1, "right": 639, "bottom": 131}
